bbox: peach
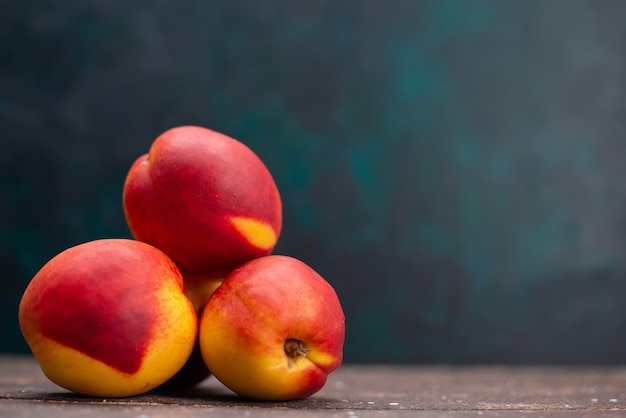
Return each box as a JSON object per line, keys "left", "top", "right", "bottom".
{"left": 122, "top": 125, "right": 282, "bottom": 283}
{"left": 198, "top": 255, "right": 345, "bottom": 400}
{"left": 18, "top": 239, "right": 197, "bottom": 397}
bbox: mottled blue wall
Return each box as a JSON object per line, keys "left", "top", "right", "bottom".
{"left": 2, "top": 0, "right": 626, "bottom": 364}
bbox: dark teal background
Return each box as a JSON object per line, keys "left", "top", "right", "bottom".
{"left": 2, "top": 0, "right": 626, "bottom": 364}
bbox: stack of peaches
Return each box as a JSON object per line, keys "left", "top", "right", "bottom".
{"left": 18, "top": 126, "right": 345, "bottom": 401}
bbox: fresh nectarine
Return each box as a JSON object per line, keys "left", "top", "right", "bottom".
{"left": 18, "top": 239, "right": 197, "bottom": 397}
{"left": 198, "top": 255, "right": 345, "bottom": 400}
{"left": 123, "top": 125, "right": 282, "bottom": 282}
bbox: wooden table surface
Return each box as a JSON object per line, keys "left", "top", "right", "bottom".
{"left": 1, "top": 354, "right": 625, "bottom": 417}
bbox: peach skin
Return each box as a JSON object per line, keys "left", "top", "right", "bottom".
{"left": 199, "top": 255, "right": 345, "bottom": 400}
{"left": 18, "top": 239, "right": 197, "bottom": 397}
{"left": 123, "top": 125, "right": 282, "bottom": 281}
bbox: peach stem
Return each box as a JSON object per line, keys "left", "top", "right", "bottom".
{"left": 284, "top": 339, "right": 308, "bottom": 358}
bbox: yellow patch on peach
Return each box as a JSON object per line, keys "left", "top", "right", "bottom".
{"left": 199, "top": 307, "right": 327, "bottom": 400}
{"left": 229, "top": 216, "right": 277, "bottom": 250}
{"left": 200, "top": 322, "right": 313, "bottom": 399}
{"left": 301, "top": 349, "right": 339, "bottom": 370}
{"left": 34, "top": 337, "right": 157, "bottom": 398}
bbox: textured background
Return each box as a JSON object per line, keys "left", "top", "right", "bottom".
{"left": 2, "top": 0, "right": 626, "bottom": 364}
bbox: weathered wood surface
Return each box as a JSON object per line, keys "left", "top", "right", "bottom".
{"left": 1, "top": 355, "right": 625, "bottom": 417}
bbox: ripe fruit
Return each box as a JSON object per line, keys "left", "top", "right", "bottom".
{"left": 122, "top": 125, "right": 283, "bottom": 283}
{"left": 18, "top": 239, "right": 197, "bottom": 397}
{"left": 198, "top": 255, "right": 345, "bottom": 401}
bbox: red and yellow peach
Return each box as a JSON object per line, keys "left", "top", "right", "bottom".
{"left": 199, "top": 255, "right": 345, "bottom": 400}
{"left": 18, "top": 239, "right": 197, "bottom": 397}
